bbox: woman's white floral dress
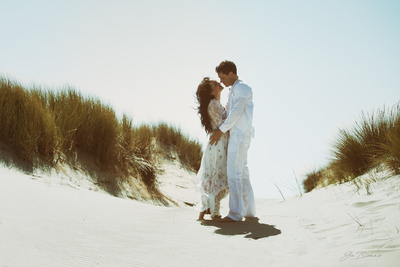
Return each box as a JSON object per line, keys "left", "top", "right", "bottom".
{"left": 195, "top": 99, "right": 229, "bottom": 216}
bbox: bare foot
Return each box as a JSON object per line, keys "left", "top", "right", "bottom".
{"left": 211, "top": 215, "right": 222, "bottom": 221}
{"left": 245, "top": 216, "right": 259, "bottom": 222}
{"left": 217, "top": 216, "right": 237, "bottom": 223}
{"left": 197, "top": 212, "right": 205, "bottom": 221}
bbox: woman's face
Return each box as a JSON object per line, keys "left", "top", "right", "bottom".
{"left": 210, "top": 81, "right": 223, "bottom": 96}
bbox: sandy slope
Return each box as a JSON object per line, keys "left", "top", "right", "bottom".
{"left": 1, "top": 161, "right": 400, "bottom": 267}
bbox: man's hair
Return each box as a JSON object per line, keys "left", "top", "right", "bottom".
{"left": 215, "top": 60, "right": 237, "bottom": 75}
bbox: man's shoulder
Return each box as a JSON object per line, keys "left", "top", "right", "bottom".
{"left": 235, "top": 79, "right": 251, "bottom": 88}
{"left": 234, "top": 80, "right": 252, "bottom": 94}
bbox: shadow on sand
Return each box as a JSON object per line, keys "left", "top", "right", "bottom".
{"left": 201, "top": 218, "right": 281, "bottom": 240}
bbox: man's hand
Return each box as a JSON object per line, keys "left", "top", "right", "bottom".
{"left": 209, "top": 129, "right": 223, "bottom": 146}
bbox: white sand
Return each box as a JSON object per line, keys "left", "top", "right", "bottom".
{"left": 1, "top": 160, "right": 400, "bottom": 267}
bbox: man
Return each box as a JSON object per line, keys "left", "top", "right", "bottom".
{"left": 209, "top": 60, "right": 256, "bottom": 222}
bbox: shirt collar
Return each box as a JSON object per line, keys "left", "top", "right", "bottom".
{"left": 231, "top": 79, "right": 241, "bottom": 90}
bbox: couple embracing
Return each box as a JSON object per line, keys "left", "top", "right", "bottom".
{"left": 195, "top": 60, "right": 256, "bottom": 223}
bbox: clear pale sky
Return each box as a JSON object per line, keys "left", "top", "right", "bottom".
{"left": 1, "top": 0, "right": 399, "bottom": 199}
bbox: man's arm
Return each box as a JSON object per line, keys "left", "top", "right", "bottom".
{"left": 219, "top": 84, "right": 251, "bottom": 133}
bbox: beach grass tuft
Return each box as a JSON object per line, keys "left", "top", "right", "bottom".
{"left": 0, "top": 76, "right": 202, "bottom": 197}
{"left": 303, "top": 102, "right": 400, "bottom": 192}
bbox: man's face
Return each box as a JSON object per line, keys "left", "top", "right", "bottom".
{"left": 217, "top": 72, "right": 234, "bottom": 87}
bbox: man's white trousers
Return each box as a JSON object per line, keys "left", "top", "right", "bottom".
{"left": 226, "top": 131, "right": 256, "bottom": 221}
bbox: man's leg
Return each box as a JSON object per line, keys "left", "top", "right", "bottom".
{"left": 226, "top": 134, "right": 251, "bottom": 221}
{"left": 242, "top": 164, "right": 256, "bottom": 218}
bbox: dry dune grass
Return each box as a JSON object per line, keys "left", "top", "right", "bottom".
{"left": 304, "top": 103, "right": 400, "bottom": 192}
{"left": 0, "top": 76, "right": 202, "bottom": 200}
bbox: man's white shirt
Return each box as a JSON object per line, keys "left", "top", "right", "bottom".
{"left": 219, "top": 79, "right": 255, "bottom": 137}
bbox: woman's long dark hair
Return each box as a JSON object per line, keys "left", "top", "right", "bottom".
{"left": 196, "top": 77, "right": 215, "bottom": 134}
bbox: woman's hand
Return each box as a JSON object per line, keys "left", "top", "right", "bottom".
{"left": 209, "top": 129, "right": 223, "bottom": 146}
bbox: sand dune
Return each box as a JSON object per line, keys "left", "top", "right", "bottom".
{"left": 1, "top": 161, "right": 399, "bottom": 267}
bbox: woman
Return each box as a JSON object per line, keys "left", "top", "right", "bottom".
{"left": 195, "top": 77, "right": 229, "bottom": 221}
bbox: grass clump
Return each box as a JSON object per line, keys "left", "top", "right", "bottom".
{"left": 303, "top": 169, "right": 324, "bottom": 193}
{"left": 0, "top": 79, "right": 57, "bottom": 163}
{"left": 152, "top": 122, "right": 202, "bottom": 171}
{"left": 303, "top": 102, "right": 400, "bottom": 192}
{"left": 0, "top": 77, "right": 202, "bottom": 199}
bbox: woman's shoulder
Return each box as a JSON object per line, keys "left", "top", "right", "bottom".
{"left": 208, "top": 99, "right": 222, "bottom": 107}
{"left": 207, "top": 99, "right": 223, "bottom": 114}
{"left": 208, "top": 100, "right": 224, "bottom": 112}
